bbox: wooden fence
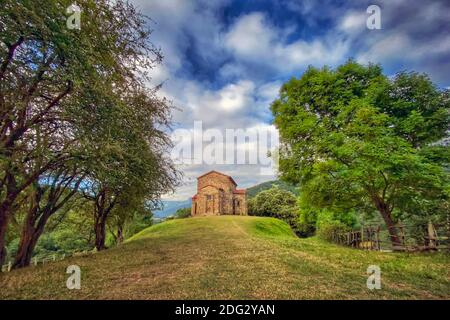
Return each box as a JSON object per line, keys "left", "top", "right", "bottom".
{"left": 1, "top": 249, "right": 95, "bottom": 273}
{"left": 332, "top": 222, "right": 450, "bottom": 252}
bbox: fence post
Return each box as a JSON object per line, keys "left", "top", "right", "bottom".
{"left": 34, "top": 257, "right": 37, "bottom": 266}
{"left": 397, "top": 223, "right": 406, "bottom": 251}
{"left": 375, "top": 226, "right": 381, "bottom": 251}
{"left": 361, "top": 226, "right": 364, "bottom": 249}
{"left": 53, "top": 254, "right": 56, "bottom": 261}
{"left": 367, "top": 227, "right": 371, "bottom": 250}
{"left": 427, "top": 221, "right": 437, "bottom": 250}
{"left": 7, "top": 261, "right": 12, "bottom": 272}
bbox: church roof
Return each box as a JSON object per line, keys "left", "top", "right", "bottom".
{"left": 197, "top": 170, "right": 237, "bottom": 186}
{"left": 233, "top": 189, "right": 246, "bottom": 194}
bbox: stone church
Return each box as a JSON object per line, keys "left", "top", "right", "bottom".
{"left": 191, "top": 171, "right": 247, "bottom": 216}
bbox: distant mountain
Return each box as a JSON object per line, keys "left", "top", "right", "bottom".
{"left": 246, "top": 180, "right": 298, "bottom": 198}
{"left": 153, "top": 199, "right": 191, "bottom": 218}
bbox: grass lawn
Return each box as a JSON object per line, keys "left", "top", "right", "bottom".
{"left": 1, "top": 216, "right": 449, "bottom": 299}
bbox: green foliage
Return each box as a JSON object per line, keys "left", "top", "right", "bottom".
{"left": 315, "top": 209, "right": 354, "bottom": 241}
{"left": 124, "top": 213, "right": 154, "bottom": 239}
{"left": 248, "top": 186, "right": 301, "bottom": 235}
{"left": 0, "top": 0, "right": 180, "bottom": 263}
{"left": 296, "top": 206, "right": 317, "bottom": 237}
{"left": 246, "top": 180, "right": 298, "bottom": 198}
{"left": 7, "top": 207, "right": 95, "bottom": 259}
{"left": 248, "top": 187, "right": 297, "bottom": 215}
{"left": 174, "top": 207, "right": 191, "bottom": 219}
{"left": 297, "top": 195, "right": 357, "bottom": 238}
{"left": 6, "top": 201, "right": 154, "bottom": 259}
{"left": 272, "top": 60, "right": 450, "bottom": 240}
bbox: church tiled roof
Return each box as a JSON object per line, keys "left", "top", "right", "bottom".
{"left": 197, "top": 170, "right": 237, "bottom": 186}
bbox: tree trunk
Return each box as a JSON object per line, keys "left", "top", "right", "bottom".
{"left": 12, "top": 227, "right": 40, "bottom": 269}
{"left": 12, "top": 185, "right": 41, "bottom": 269}
{"left": 94, "top": 213, "right": 108, "bottom": 251}
{"left": 12, "top": 176, "right": 81, "bottom": 269}
{"left": 117, "top": 224, "right": 124, "bottom": 244}
{"left": 373, "top": 197, "right": 403, "bottom": 250}
{"left": 92, "top": 189, "right": 117, "bottom": 251}
{"left": 13, "top": 212, "right": 49, "bottom": 269}
{"left": 0, "top": 198, "right": 15, "bottom": 268}
{"left": 0, "top": 216, "right": 9, "bottom": 268}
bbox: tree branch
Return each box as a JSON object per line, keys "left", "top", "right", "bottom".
{"left": 0, "top": 37, "right": 24, "bottom": 82}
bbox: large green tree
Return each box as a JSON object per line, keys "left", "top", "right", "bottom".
{"left": 0, "top": 0, "right": 176, "bottom": 267}
{"left": 81, "top": 111, "right": 178, "bottom": 251}
{"left": 272, "top": 61, "right": 449, "bottom": 248}
{"left": 78, "top": 85, "right": 178, "bottom": 251}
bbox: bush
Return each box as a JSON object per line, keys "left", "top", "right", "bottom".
{"left": 316, "top": 221, "right": 351, "bottom": 241}
{"left": 316, "top": 209, "right": 354, "bottom": 241}
{"left": 249, "top": 187, "right": 300, "bottom": 235}
{"left": 297, "top": 207, "right": 318, "bottom": 237}
{"left": 249, "top": 187, "right": 297, "bottom": 217}
{"left": 175, "top": 207, "right": 191, "bottom": 219}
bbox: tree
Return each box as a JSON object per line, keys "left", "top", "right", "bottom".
{"left": 248, "top": 187, "right": 300, "bottom": 234}
{"left": 0, "top": 0, "right": 172, "bottom": 266}
{"left": 108, "top": 202, "right": 153, "bottom": 246}
{"left": 12, "top": 166, "right": 84, "bottom": 268}
{"left": 81, "top": 91, "right": 179, "bottom": 251}
{"left": 271, "top": 61, "right": 449, "bottom": 248}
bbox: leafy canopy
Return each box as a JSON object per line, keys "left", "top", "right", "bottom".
{"left": 271, "top": 61, "right": 449, "bottom": 226}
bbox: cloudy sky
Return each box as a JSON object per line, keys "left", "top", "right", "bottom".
{"left": 130, "top": 0, "right": 450, "bottom": 200}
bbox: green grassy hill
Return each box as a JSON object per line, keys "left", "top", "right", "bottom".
{"left": 1, "top": 216, "right": 449, "bottom": 299}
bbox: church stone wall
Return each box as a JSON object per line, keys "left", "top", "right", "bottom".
{"left": 192, "top": 171, "right": 247, "bottom": 216}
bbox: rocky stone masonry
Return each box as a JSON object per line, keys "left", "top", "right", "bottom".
{"left": 191, "top": 171, "right": 247, "bottom": 216}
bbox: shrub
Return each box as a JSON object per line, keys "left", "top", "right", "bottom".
{"left": 248, "top": 187, "right": 300, "bottom": 235}
{"left": 297, "top": 206, "right": 318, "bottom": 237}
{"left": 316, "top": 209, "right": 354, "bottom": 241}
{"left": 175, "top": 207, "right": 191, "bottom": 219}
{"left": 316, "top": 221, "right": 351, "bottom": 241}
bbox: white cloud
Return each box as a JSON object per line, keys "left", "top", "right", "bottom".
{"left": 357, "top": 33, "right": 450, "bottom": 65}
{"left": 257, "top": 81, "right": 281, "bottom": 102}
{"left": 130, "top": 0, "right": 450, "bottom": 200}
{"left": 216, "top": 81, "right": 255, "bottom": 112}
{"left": 224, "top": 12, "right": 349, "bottom": 72}
{"left": 169, "top": 79, "right": 271, "bottom": 129}
{"left": 224, "top": 13, "right": 275, "bottom": 57}
{"left": 339, "top": 11, "right": 366, "bottom": 34}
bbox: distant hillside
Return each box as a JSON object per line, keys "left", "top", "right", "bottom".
{"left": 152, "top": 199, "right": 191, "bottom": 218}
{"left": 246, "top": 180, "right": 298, "bottom": 198}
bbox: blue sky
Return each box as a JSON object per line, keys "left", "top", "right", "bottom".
{"left": 131, "top": 0, "right": 450, "bottom": 200}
